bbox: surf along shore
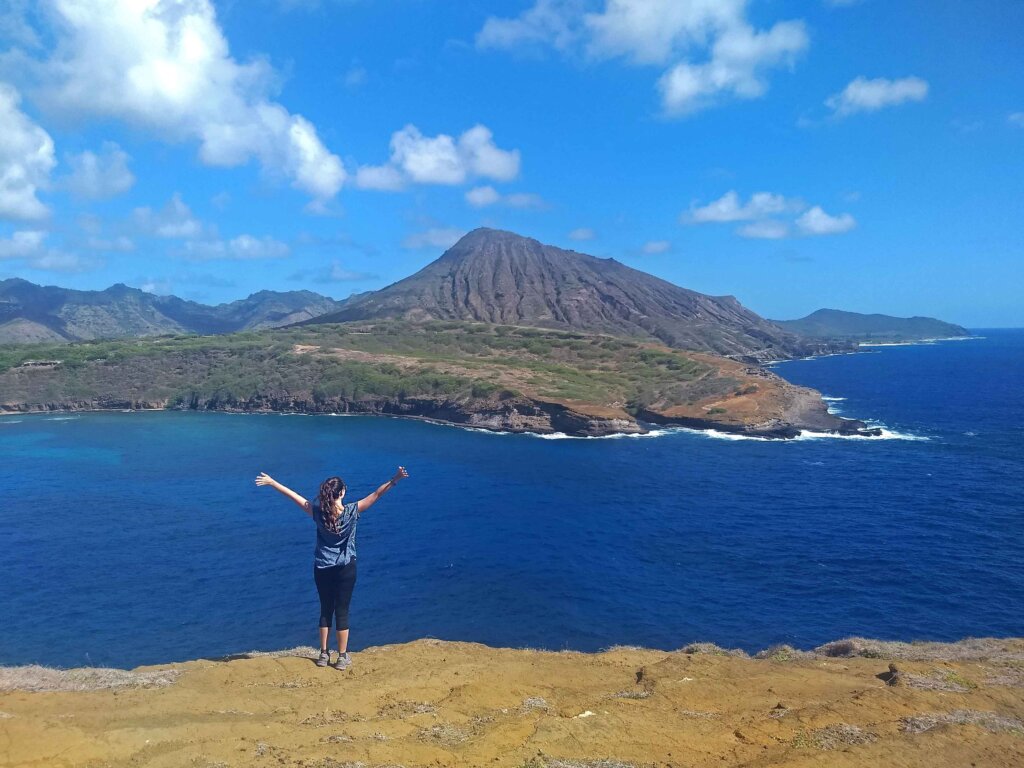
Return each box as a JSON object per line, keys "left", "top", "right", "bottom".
{"left": 2, "top": 637, "right": 1022, "bottom": 768}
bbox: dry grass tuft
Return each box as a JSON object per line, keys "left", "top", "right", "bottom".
{"left": 0, "top": 664, "right": 179, "bottom": 693}
{"left": 885, "top": 664, "right": 978, "bottom": 692}
{"left": 793, "top": 723, "right": 877, "bottom": 750}
{"left": 677, "top": 709, "right": 718, "bottom": 719}
{"left": 901, "top": 709, "right": 1024, "bottom": 734}
{"left": 418, "top": 723, "right": 470, "bottom": 746}
{"left": 611, "top": 689, "right": 651, "bottom": 700}
{"left": 984, "top": 661, "right": 1024, "bottom": 687}
{"left": 678, "top": 642, "right": 749, "bottom": 658}
{"left": 754, "top": 644, "right": 805, "bottom": 662}
{"left": 378, "top": 700, "right": 436, "bottom": 717}
{"left": 521, "top": 696, "right": 552, "bottom": 712}
{"left": 813, "top": 636, "right": 1024, "bottom": 662}
{"left": 300, "top": 710, "right": 363, "bottom": 727}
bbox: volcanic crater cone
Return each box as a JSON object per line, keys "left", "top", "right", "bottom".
{"left": 310, "top": 228, "right": 837, "bottom": 362}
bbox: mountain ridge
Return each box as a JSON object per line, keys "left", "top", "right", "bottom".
{"left": 0, "top": 278, "right": 342, "bottom": 343}
{"left": 307, "top": 228, "right": 843, "bottom": 362}
{"left": 774, "top": 308, "right": 969, "bottom": 342}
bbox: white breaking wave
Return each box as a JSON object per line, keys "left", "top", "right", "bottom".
{"left": 0, "top": 419, "right": 23, "bottom": 424}
{"left": 529, "top": 428, "right": 676, "bottom": 440}
{"left": 671, "top": 425, "right": 929, "bottom": 443}
{"left": 793, "top": 427, "right": 928, "bottom": 442}
{"left": 859, "top": 336, "right": 979, "bottom": 348}
{"left": 821, "top": 396, "right": 847, "bottom": 402}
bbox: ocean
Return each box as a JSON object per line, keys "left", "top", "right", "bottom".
{"left": 1, "top": 330, "right": 1021, "bottom": 668}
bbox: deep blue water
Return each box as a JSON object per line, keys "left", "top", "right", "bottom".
{"left": 1, "top": 331, "right": 1022, "bottom": 668}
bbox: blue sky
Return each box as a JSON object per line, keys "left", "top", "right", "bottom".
{"left": 0, "top": 1, "right": 1021, "bottom": 325}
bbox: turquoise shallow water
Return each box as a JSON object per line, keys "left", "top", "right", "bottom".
{"left": 1, "top": 331, "right": 1022, "bottom": 667}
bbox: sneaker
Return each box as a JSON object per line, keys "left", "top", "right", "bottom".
{"left": 316, "top": 649, "right": 331, "bottom": 667}
{"left": 333, "top": 652, "right": 351, "bottom": 671}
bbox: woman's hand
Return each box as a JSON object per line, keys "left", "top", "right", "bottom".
{"left": 255, "top": 472, "right": 276, "bottom": 487}
{"left": 392, "top": 466, "right": 409, "bottom": 483}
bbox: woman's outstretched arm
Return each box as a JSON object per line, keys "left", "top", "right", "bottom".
{"left": 357, "top": 466, "right": 409, "bottom": 513}
{"left": 255, "top": 472, "right": 313, "bottom": 516}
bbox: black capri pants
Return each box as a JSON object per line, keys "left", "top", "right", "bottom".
{"left": 313, "top": 559, "right": 357, "bottom": 630}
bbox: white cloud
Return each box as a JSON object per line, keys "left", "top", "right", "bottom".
{"left": 642, "top": 239, "right": 671, "bottom": 254}
{"left": 326, "top": 262, "right": 372, "bottom": 281}
{"left": 0, "top": 84, "right": 55, "bottom": 221}
{"left": 585, "top": 0, "right": 746, "bottom": 65}
{"left": 466, "top": 185, "right": 501, "bottom": 207}
{"left": 288, "top": 260, "right": 377, "bottom": 283}
{"left": 0, "top": 2, "right": 41, "bottom": 48}
{"left": 478, "top": 0, "right": 808, "bottom": 115}
{"left": 686, "top": 191, "right": 855, "bottom": 238}
{"left": 568, "top": 227, "right": 595, "bottom": 241}
{"left": 402, "top": 227, "right": 466, "bottom": 250}
{"left": 181, "top": 234, "right": 290, "bottom": 260}
{"left": 35, "top": 0, "right": 345, "bottom": 200}
{"left": 476, "top": 0, "right": 583, "bottom": 53}
{"left": 738, "top": 219, "right": 789, "bottom": 239}
{"left": 506, "top": 192, "right": 546, "bottom": 209}
{"left": 687, "top": 190, "right": 801, "bottom": 223}
{"left": 658, "top": 20, "right": 808, "bottom": 114}
{"left": 0, "top": 229, "right": 89, "bottom": 271}
{"left": 0, "top": 229, "right": 46, "bottom": 258}
{"left": 466, "top": 185, "right": 545, "bottom": 209}
{"left": 63, "top": 141, "right": 135, "bottom": 199}
{"left": 85, "top": 235, "right": 135, "bottom": 252}
{"left": 343, "top": 65, "right": 367, "bottom": 88}
{"left": 357, "top": 124, "right": 520, "bottom": 190}
{"left": 1009, "top": 112, "right": 1024, "bottom": 128}
{"left": 23, "top": 251, "right": 88, "bottom": 271}
{"left": 134, "top": 194, "right": 202, "bottom": 238}
{"left": 796, "top": 206, "right": 856, "bottom": 235}
{"left": 354, "top": 164, "right": 406, "bottom": 192}
{"left": 826, "top": 76, "right": 929, "bottom": 116}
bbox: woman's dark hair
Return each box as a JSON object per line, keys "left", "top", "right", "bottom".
{"left": 317, "top": 476, "right": 347, "bottom": 531}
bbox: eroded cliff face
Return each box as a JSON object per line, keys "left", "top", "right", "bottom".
{"left": 0, "top": 385, "right": 875, "bottom": 439}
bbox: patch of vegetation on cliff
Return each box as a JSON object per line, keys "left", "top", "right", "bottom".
{"left": 0, "top": 320, "right": 722, "bottom": 414}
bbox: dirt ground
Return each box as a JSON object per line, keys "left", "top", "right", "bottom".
{"left": 2, "top": 638, "right": 1022, "bottom": 768}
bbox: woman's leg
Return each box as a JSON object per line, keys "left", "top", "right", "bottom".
{"left": 314, "top": 565, "right": 340, "bottom": 651}
{"left": 333, "top": 559, "right": 358, "bottom": 654}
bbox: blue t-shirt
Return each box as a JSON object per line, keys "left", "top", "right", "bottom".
{"left": 312, "top": 500, "right": 360, "bottom": 568}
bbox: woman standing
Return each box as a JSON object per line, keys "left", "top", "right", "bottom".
{"left": 255, "top": 466, "right": 409, "bottom": 669}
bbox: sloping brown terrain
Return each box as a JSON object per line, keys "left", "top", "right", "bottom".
{"left": 2, "top": 638, "right": 1022, "bottom": 768}
{"left": 312, "top": 229, "right": 844, "bottom": 362}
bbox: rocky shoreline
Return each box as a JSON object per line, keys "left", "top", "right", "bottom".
{"left": 0, "top": 389, "right": 879, "bottom": 439}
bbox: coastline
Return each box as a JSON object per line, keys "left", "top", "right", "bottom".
{"left": 0, "top": 398, "right": 881, "bottom": 440}
{"left": 770, "top": 334, "right": 981, "bottom": 363}
{"left": 3, "top": 635, "right": 1022, "bottom": 768}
